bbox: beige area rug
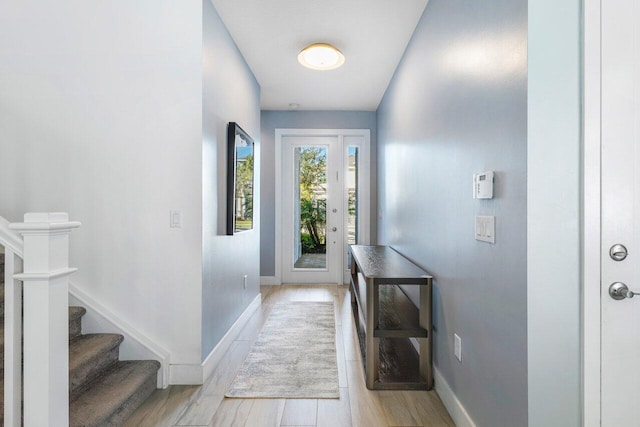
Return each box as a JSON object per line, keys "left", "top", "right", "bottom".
{"left": 225, "top": 301, "right": 339, "bottom": 398}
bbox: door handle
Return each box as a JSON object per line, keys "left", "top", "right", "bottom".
{"left": 609, "top": 282, "right": 639, "bottom": 300}
{"left": 331, "top": 227, "right": 337, "bottom": 232}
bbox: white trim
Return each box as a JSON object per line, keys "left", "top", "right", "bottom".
{"left": 275, "top": 130, "right": 283, "bottom": 283}
{"left": 15, "top": 268, "right": 78, "bottom": 281}
{"left": 275, "top": 128, "right": 371, "bottom": 285}
{"left": 201, "top": 293, "right": 261, "bottom": 381}
{"left": 169, "top": 292, "right": 262, "bottom": 385}
{"left": 0, "top": 216, "right": 24, "bottom": 258}
{"left": 4, "top": 250, "right": 23, "bottom": 427}
{"left": 583, "top": 0, "right": 601, "bottom": 425}
{"left": 260, "top": 276, "right": 282, "bottom": 285}
{"left": 68, "top": 283, "right": 171, "bottom": 389}
{"left": 434, "top": 367, "right": 477, "bottom": 427}
{"left": 168, "top": 364, "right": 203, "bottom": 385}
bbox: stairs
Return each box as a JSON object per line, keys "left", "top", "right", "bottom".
{"left": 0, "top": 252, "right": 160, "bottom": 426}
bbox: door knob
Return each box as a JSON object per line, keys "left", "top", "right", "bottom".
{"left": 610, "top": 244, "right": 628, "bottom": 261}
{"left": 331, "top": 227, "right": 337, "bottom": 232}
{"left": 609, "top": 282, "right": 639, "bottom": 300}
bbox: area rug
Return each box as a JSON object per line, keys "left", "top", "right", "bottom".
{"left": 225, "top": 301, "right": 339, "bottom": 398}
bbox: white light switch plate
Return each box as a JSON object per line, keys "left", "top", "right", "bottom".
{"left": 170, "top": 210, "right": 182, "bottom": 228}
{"left": 475, "top": 215, "right": 495, "bottom": 243}
{"left": 454, "top": 334, "right": 462, "bottom": 362}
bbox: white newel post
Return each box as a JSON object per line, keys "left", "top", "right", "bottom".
{"left": 11, "top": 213, "right": 81, "bottom": 427}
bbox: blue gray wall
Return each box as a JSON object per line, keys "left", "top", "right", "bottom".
{"left": 260, "top": 110, "right": 377, "bottom": 278}
{"left": 202, "top": 0, "right": 261, "bottom": 360}
{"left": 376, "top": 0, "right": 528, "bottom": 425}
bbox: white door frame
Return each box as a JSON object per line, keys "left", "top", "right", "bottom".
{"left": 583, "top": 0, "right": 602, "bottom": 425}
{"left": 275, "top": 128, "right": 371, "bottom": 284}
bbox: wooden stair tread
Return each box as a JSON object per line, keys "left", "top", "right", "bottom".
{"left": 69, "top": 306, "right": 87, "bottom": 322}
{"left": 1, "top": 255, "right": 159, "bottom": 425}
{"left": 69, "top": 360, "right": 160, "bottom": 427}
{"left": 0, "top": 307, "right": 87, "bottom": 353}
{"left": 69, "top": 333, "right": 124, "bottom": 400}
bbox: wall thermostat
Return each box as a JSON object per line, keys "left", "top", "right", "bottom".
{"left": 473, "top": 171, "right": 494, "bottom": 199}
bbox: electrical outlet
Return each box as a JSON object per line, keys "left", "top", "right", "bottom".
{"left": 243, "top": 275, "right": 248, "bottom": 289}
{"left": 454, "top": 334, "right": 462, "bottom": 362}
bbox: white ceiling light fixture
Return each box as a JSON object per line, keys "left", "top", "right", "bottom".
{"left": 298, "top": 43, "right": 345, "bottom": 71}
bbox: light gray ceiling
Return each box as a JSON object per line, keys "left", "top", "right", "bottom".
{"left": 211, "top": 0, "right": 429, "bottom": 111}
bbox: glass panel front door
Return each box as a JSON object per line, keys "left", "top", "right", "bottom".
{"left": 293, "top": 146, "right": 327, "bottom": 269}
{"left": 280, "top": 130, "right": 370, "bottom": 285}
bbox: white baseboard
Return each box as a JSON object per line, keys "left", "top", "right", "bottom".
{"left": 69, "top": 283, "right": 171, "bottom": 389}
{"left": 434, "top": 367, "right": 477, "bottom": 427}
{"left": 260, "top": 276, "right": 281, "bottom": 285}
{"left": 169, "top": 292, "right": 262, "bottom": 385}
{"left": 201, "top": 293, "right": 261, "bottom": 381}
{"left": 168, "top": 364, "right": 204, "bottom": 385}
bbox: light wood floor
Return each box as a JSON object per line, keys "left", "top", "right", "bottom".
{"left": 124, "top": 285, "right": 455, "bottom": 427}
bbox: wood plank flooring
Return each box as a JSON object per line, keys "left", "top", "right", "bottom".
{"left": 125, "top": 285, "right": 454, "bottom": 427}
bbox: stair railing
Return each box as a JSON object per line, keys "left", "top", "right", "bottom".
{"left": 1, "top": 213, "right": 80, "bottom": 427}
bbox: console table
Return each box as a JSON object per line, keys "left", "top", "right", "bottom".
{"left": 349, "top": 245, "right": 433, "bottom": 390}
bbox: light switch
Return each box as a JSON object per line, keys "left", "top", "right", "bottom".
{"left": 170, "top": 210, "right": 182, "bottom": 228}
{"left": 475, "top": 216, "right": 495, "bottom": 243}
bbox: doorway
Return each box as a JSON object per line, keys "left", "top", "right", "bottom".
{"left": 275, "top": 129, "right": 370, "bottom": 284}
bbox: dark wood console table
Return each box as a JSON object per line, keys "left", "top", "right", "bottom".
{"left": 349, "top": 245, "right": 433, "bottom": 390}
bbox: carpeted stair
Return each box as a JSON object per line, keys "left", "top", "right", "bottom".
{"left": 0, "top": 252, "right": 160, "bottom": 426}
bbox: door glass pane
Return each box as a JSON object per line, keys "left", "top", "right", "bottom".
{"left": 293, "top": 146, "right": 327, "bottom": 269}
{"left": 347, "top": 146, "right": 359, "bottom": 268}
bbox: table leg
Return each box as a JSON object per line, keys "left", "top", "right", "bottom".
{"left": 419, "top": 282, "right": 433, "bottom": 389}
{"left": 365, "top": 278, "right": 379, "bottom": 389}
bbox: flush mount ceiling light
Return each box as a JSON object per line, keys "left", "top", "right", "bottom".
{"left": 297, "top": 43, "right": 345, "bottom": 71}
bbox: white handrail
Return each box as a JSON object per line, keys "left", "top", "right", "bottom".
{"left": 0, "top": 216, "right": 24, "bottom": 259}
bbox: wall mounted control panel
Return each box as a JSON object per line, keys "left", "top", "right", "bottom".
{"left": 473, "top": 171, "right": 494, "bottom": 199}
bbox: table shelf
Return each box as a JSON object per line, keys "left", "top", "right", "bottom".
{"left": 349, "top": 245, "right": 434, "bottom": 390}
{"left": 374, "top": 284, "right": 428, "bottom": 338}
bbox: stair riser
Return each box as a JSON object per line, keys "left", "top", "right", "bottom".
{"left": 69, "top": 360, "right": 160, "bottom": 427}
{"left": 70, "top": 345, "right": 119, "bottom": 402}
{"left": 69, "top": 316, "right": 82, "bottom": 340}
{"left": 101, "top": 375, "right": 156, "bottom": 427}
{"left": 0, "top": 315, "right": 86, "bottom": 348}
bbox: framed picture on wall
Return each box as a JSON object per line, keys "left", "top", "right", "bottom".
{"left": 227, "top": 122, "right": 255, "bottom": 235}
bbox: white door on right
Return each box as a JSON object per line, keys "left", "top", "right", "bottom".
{"left": 601, "top": 0, "right": 640, "bottom": 425}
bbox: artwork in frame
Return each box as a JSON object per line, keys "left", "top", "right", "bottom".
{"left": 227, "top": 122, "right": 255, "bottom": 235}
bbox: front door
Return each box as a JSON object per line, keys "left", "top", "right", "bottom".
{"left": 278, "top": 129, "right": 370, "bottom": 284}
{"left": 601, "top": 0, "right": 640, "bottom": 424}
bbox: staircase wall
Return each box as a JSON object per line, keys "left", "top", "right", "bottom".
{"left": 0, "top": 1, "right": 204, "bottom": 371}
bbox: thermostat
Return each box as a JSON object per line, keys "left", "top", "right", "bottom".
{"left": 473, "top": 171, "right": 494, "bottom": 199}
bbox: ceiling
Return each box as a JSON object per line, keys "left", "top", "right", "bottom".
{"left": 211, "top": 0, "right": 429, "bottom": 111}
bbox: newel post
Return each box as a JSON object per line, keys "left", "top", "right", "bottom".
{"left": 11, "top": 213, "right": 81, "bottom": 427}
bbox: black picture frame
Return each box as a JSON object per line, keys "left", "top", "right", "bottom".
{"left": 227, "top": 122, "right": 255, "bottom": 235}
